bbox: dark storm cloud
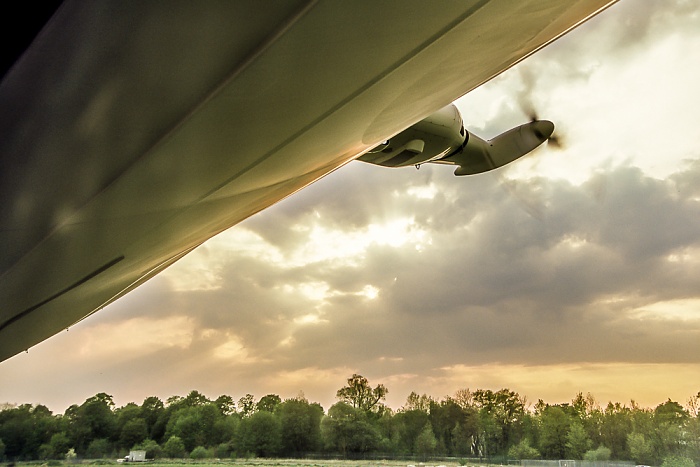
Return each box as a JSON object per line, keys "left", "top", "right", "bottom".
{"left": 107, "top": 154, "right": 700, "bottom": 382}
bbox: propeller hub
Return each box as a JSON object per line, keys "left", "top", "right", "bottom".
{"left": 531, "top": 120, "right": 555, "bottom": 142}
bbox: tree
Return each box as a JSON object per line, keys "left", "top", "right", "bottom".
{"left": 415, "top": 422, "right": 438, "bottom": 461}
{"left": 120, "top": 418, "right": 147, "bottom": 449}
{"left": 237, "top": 410, "right": 281, "bottom": 457}
{"left": 257, "top": 394, "right": 282, "bottom": 413}
{"left": 68, "top": 393, "right": 117, "bottom": 454}
{"left": 429, "top": 398, "right": 469, "bottom": 456}
{"left": 215, "top": 395, "right": 236, "bottom": 416}
{"left": 395, "top": 409, "right": 429, "bottom": 454}
{"left": 277, "top": 396, "right": 323, "bottom": 456}
{"left": 654, "top": 399, "right": 689, "bottom": 460}
{"left": 212, "top": 415, "right": 239, "bottom": 446}
{"left": 454, "top": 388, "right": 474, "bottom": 410}
{"left": 687, "top": 392, "right": 700, "bottom": 418}
{"left": 167, "top": 411, "right": 203, "bottom": 452}
{"left": 403, "top": 392, "right": 433, "bottom": 413}
{"left": 584, "top": 445, "right": 611, "bottom": 461}
{"left": 566, "top": 421, "right": 591, "bottom": 459}
{"left": 336, "top": 374, "right": 388, "bottom": 414}
{"left": 0, "top": 403, "right": 59, "bottom": 460}
{"left": 163, "top": 435, "right": 186, "bottom": 458}
{"left": 656, "top": 399, "right": 689, "bottom": 425}
{"left": 85, "top": 438, "right": 111, "bottom": 459}
{"left": 47, "top": 432, "right": 71, "bottom": 459}
{"left": 600, "top": 402, "right": 632, "bottom": 459}
{"left": 183, "top": 390, "right": 211, "bottom": 407}
{"left": 452, "top": 420, "right": 477, "bottom": 456}
{"left": 627, "top": 432, "right": 654, "bottom": 465}
{"left": 140, "top": 396, "right": 164, "bottom": 438}
{"left": 321, "top": 402, "right": 381, "bottom": 455}
{"left": 538, "top": 406, "right": 571, "bottom": 459}
{"left": 238, "top": 394, "right": 256, "bottom": 418}
{"left": 508, "top": 438, "right": 540, "bottom": 460}
{"left": 473, "top": 389, "right": 526, "bottom": 456}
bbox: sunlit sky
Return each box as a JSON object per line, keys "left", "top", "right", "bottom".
{"left": 2, "top": 0, "right": 700, "bottom": 414}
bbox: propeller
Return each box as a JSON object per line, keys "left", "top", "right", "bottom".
{"left": 516, "top": 67, "right": 565, "bottom": 150}
{"left": 524, "top": 107, "right": 565, "bottom": 150}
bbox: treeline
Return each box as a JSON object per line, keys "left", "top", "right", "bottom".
{"left": 1, "top": 374, "right": 699, "bottom": 466}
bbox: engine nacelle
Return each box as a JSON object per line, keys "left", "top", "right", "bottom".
{"left": 446, "top": 120, "right": 554, "bottom": 176}
{"left": 358, "top": 104, "right": 466, "bottom": 167}
{"left": 358, "top": 104, "right": 554, "bottom": 176}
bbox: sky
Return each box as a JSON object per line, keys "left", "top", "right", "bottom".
{"left": 2, "top": 0, "right": 700, "bottom": 414}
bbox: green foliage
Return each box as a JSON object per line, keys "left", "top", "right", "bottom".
{"left": 584, "top": 445, "right": 612, "bottom": 460}
{"left": 661, "top": 455, "right": 696, "bottom": 467}
{"left": 403, "top": 392, "right": 433, "bottom": 413}
{"left": 237, "top": 410, "right": 281, "bottom": 457}
{"left": 321, "top": 402, "right": 380, "bottom": 455}
{"left": 215, "top": 395, "right": 236, "bottom": 416}
{"left": 508, "top": 438, "right": 540, "bottom": 459}
{"left": 394, "top": 409, "right": 429, "bottom": 454}
{"left": 183, "top": 390, "right": 211, "bottom": 408}
{"left": 472, "top": 388, "right": 525, "bottom": 456}
{"left": 414, "top": 422, "right": 437, "bottom": 461}
{"left": 277, "top": 396, "right": 323, "bottom": 456}
{"left": 0, "top": 403, "right": 59, "bottom": 460}
{"left": 163, "top": 435, "right": 186, "bottom": 458}
{"left": 566, "top": 421, "right": 591, "bottom": 458}
{"left": 65, "top": 447, "right": 77, "bottom": 462}
{"left": 68, "top": 393, "right": 117, "bottom": 454}
{"left": 215, "top": 442, "right": 233, "bottom": 458}
{"left": 257, "top": 394, "right": 282, "bottom": 413}
{"left": 120, "top": 418, "right": 148, "bottom": 448}
{"left": 1, "top": 384, "right": 700, "bottom": 462}
{"left": 164, "top": 403, "right": 222, "bottom": 451}
{"left": 133, "top": 438, "right": 163, "bottom": 459}
{"left": 238, "top": 394, "right": 256, "bottom": 418}
{"left": 627, "top": 432, "right": 654, "bottom": 465}
{"left": 336, "top": 374, "right": 388, "bottom": 414}
{"left": 600, "top": 402, "right": 632, "bottom": 459}
{"left": 538, "top": 406, "right": 571, "bottom": 459}
{"left": 85, "top": 438, "right": 111, "bottom": 459}
{"left": 47, "top": 432, "right": 71, "bottom": 459}
{"left": 189, "top": 445, "right": 209, "bottom": 459}
{"left": 429, "top": 398, "right": 471, "bottom": 456}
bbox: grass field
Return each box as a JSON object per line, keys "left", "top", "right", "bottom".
{"left": 15, "top": 460, "right": 485, "bottom": 467}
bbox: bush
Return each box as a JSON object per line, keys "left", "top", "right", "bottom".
{"left": 189, "top": 446, "right": 209, "bottom": 459}
{"left": 86, "top": 438, "right": 111, "bottom": 459}
{"left": 584, "top": 445, "right": 611, "bottom": 461}
{"left": 163, "top": 435, "right": 186, "bottom": 458}
{"left": 216, "top": 442, "right": 232, "bottom": 459}
{"left": 661, "top": 456, "right": 695, "bottom": 467}
{"left": 65, "top": 447, "right": 77, "bottom": 463}
{"left": 509, "top": 439, "right": 541, "bottom": 460}
{"left": 133, "top": 439, "right": 162, "bottom": 459}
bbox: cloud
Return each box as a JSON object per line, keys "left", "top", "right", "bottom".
{"left": 77, "top": 160, "right": 700, "bottom": 386}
